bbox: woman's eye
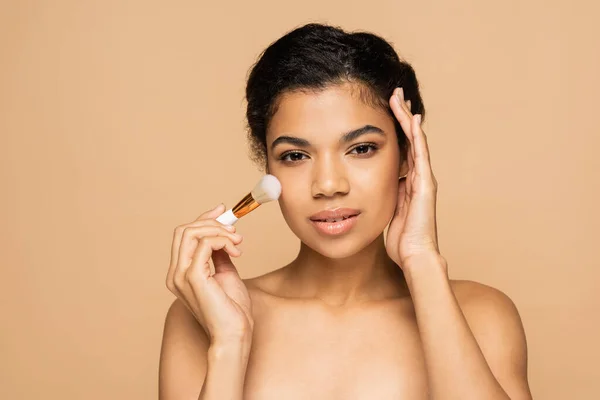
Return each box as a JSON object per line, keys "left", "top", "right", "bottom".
{"left": 350, "top": 144, "right": 378, "bottom": 156}
{"left": 280, "top": 152, "right": 307, "bottom": 162}
{"left": 279, "top": 144, "right": 377, "bottom": 163}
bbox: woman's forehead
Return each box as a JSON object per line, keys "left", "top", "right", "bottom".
{"left": 267, "top": 84, "right": 393, "bottom": 142}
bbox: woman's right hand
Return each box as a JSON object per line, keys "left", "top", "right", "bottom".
{"left": 166, "top": 204, "right": 253, "bottom": 346}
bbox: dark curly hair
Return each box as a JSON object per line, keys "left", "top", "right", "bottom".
{"left": 245, "top": 23, "right": 425, "bottom": 170}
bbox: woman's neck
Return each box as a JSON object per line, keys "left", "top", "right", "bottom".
{"left": 281, "top": 234, "right": 409, "bottom": 306}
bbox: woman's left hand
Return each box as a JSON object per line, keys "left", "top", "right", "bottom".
{"left": 385, "top": 87, "right": 443, "bottom": 271}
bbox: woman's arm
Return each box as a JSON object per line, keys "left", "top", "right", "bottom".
{"left": 200, "top": 341, "right": 252, "bottom": 400}
{"left": 403, "top": 254, "right": 532, "bottom": 400}
{"left": 161, "top": 205, "right": 255, "bottom": 399}
{"left": 159, "top": 299, "right": 252, "bottom": 400}
{"left": 385, "top": 88, "right": 532, "bottom": 399}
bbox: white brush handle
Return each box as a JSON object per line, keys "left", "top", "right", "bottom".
{"left": 215, "top": 209, "right": 238, "bottom": 226}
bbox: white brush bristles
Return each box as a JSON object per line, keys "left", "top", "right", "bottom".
{"left": 251, "top": 174, "right": 282, "bottom": 204}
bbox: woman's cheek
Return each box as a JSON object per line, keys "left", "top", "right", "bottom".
{"left": 375, "top": 174, "right": 400, "bottom": 223}
{"left": 278, "top": 184, "right": 307, "bottom": 229}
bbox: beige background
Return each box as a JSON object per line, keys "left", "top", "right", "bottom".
{"left": 1, "top": 0, "right": 599, "bottom": 398}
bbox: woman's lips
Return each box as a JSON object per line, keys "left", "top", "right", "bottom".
{"left": 309, "top": 208, "right": 361, "bottom": 221}
{"left": 309, "top": 214, "right": 359, "bottom": 236}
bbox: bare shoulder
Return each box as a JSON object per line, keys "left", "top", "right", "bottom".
{"left": 450, "top": 279, "right": 531, "bottom": 397}
{"left": 160, "top": 297, "right": 210, "bottom": 358}
{"left": 450, "top": 279, "right": 527, "bottom": 343}
{"left": 159, "top": 299, "right": 210, "bottom": 399}
{"left": 451, "top": 279, "right": 517, "bottom": 305}
{"left": 450, "top": 279, "right": 523, "bottom": 325}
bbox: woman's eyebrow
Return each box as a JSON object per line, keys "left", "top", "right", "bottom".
{"left": 270, "top": 124, "right": 384, "bottom": 150}
{"left": 270, "top": 135, "right": 310, "bottom": 150}
{"left": 341, "top": 124, "right": 384, "bottom": 143}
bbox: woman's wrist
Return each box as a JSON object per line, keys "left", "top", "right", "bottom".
{"left": 201, "top": 338, "right": 253, "bottom": 400}
{"left": 210, "top": 333, "right": 253, "bottom": 359}
{"left": 207, "top": 338, "right": 253, "bottom": 379}
{"left": 401, "top": 252, "right": 448, "bottom": 286}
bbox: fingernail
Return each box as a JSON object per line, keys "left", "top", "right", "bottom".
{"left": 416, "top": 114, "right": 422, "bottom": 124}
{"left": 397, "top": 87, "right": 404, "bottom": 102}
{"left": 224, "top": 225, "right": 235, "bottom": 231}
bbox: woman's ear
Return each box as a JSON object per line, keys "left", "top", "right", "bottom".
{"left": 398, "top": 158, "right": 409, "bottom": 178}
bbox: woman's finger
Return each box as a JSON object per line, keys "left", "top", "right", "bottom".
{"left": 390, "top": 87, "right": 418, "bottom": 172}
{"left": 212, "top": 248, "right": 238, "bottom": 275}
{"left": 411, "top": 114, "right": 434, "bottom": 181}
{"left": 167, "top": 223, "right": 192, "bottom": 296}
{"left": 390, "top": 88, "right": 414, "bottom": 145}
{"left": 169, "top": 217, "right": 236, "bottom": 270}
{"left": 185, "top": 236, "right": 242, "bottom": 286}
{"left": 196, "top": 203, "right": 227, "bottom": 221}
{"left": 176, "top": 225, "right": 242, "bottom": 271}
{"left": 405, "top": 142, "right": 414, "bottom": 196}
{"left": 398, "top": 88, "right": 413, "bottom": 118}
{"left": 398, "top": 91, "right": 417, "bottom": 168}
{"left": 171, "top": 226, "right": 242, "bottom": 289}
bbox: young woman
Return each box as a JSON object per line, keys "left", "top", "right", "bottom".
{"left": 159, "top": 23, "right": 533, "bottom": 400}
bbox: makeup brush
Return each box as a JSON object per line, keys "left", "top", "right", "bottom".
{"left": 215, "top": 174, "right": 282, "bottom": 226}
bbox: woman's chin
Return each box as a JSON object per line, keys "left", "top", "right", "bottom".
{"left": 289, "top": 220, "right": 386, "bottom": 260}
{"left": 302, "top": 237, "right": 373, "bottom": 260}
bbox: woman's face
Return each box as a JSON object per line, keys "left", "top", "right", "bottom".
{"left": 266, "top": 83, "right": 403, "bottom": 259}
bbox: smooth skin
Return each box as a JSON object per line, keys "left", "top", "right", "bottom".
{"left": 159, "top": 82, "right": 533, "bottom": 400}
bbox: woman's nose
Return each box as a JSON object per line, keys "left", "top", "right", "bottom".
{"left": 310, "top": 157, "right": 350, "bottom": 198}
